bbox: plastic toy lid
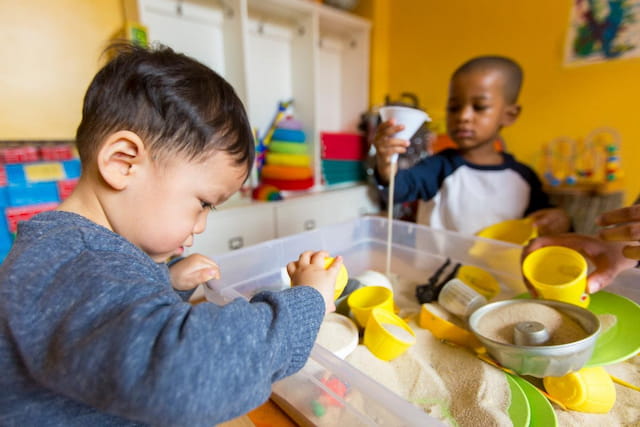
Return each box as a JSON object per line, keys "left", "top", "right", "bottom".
{"left": 315, "top": 313, "right": 359, "bottom": 359}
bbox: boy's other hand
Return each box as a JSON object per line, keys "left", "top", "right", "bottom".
{"left": 373, "top": 119, "right": 410, "bottom": 182}
{"left": 286, "top": 251, "right": 340, "bottom": 314}
{"left": 597, "top": 205, "right": 640, "bottom": 260}
{"left": 169, "top": 253, "right": 220, "bottom": 291}
{"left": 527, "top": 208, "right": 571, "bottom": 235}
{"left": 522, "top": 234, "right": 636, "bottom": 294}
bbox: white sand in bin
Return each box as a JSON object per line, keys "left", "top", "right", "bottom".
{"left": 346, "top": 275, "right": 511, "bottom": 426}
{"left": 340, "top": 273, "right": 640, "bottom": 426}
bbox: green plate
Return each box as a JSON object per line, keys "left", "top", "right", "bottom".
{"left": 507, "top": 375, "right": 530, "bottom": 427}
{"left": 515, "top": 291, "right": 640, "bottom": 367}
{"left": 585, "top": 291, "right": 640, "bottom": 366}
{"left": 510, "top": 375, "right": 557, "bottom": 427}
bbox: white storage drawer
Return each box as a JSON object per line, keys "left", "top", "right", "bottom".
{"left": 275, "top": 185, "right": 378, "bottom": 237}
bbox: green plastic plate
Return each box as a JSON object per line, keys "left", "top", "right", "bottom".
{"left": 585, "top": 291, "right": 640, "bottom": 366}
{"left": 507, "top": 375, "right": 531, "bottom": 427}
{"left": 510, "top": 375, "right": 557, "bottom": 427}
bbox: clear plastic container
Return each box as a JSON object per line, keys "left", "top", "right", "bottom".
{"left": 202, "top": 217, "right": 639, "bottom": 425}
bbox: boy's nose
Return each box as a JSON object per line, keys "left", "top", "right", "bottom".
{"left": 193, "top": 212, "right": 208, "bottom": 235}
{"left": 458, "top": 105, "right": 474, "bottom": 122}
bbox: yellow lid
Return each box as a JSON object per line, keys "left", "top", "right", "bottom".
{"left": 543, "top": 367, "right": 616, "bottom": 413}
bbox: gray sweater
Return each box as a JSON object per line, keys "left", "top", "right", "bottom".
{"left": 0, "top": 211, "right": 324, "bottom": 426}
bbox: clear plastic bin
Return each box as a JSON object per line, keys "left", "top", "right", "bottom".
{"left": 203, "top": 217, "right": 640, "bottom": 425}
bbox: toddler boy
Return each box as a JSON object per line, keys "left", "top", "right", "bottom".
{"left": 0, "top": 43, "right": 340, "bottom": 426}
{"left": 375, "top": 56, "right": 570, "bottom": 235}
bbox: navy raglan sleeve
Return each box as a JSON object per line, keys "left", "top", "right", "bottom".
{"left": 512, "top": 161, "right": 554, "bottom": 216}
{"left": 375, "top": 153, "right": 453, "bottom": 205}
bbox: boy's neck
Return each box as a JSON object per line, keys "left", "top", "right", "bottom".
{"left": 459, "top": 139, "right": 504, "bottom": 165}
{"left": 57, "top": 177, "right": 113, "bottom": 232}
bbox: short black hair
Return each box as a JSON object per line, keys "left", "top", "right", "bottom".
{"left": 452, "top": 55, "right": 523, "bottom": 104}
{"left": 76, "top": 42, "right": 254, "bottom": 174}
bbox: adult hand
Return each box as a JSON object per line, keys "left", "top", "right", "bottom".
{"left": 522, "top": 234, "right": 636, "bottom": 294}
{"left": 597, "top": 204, "right": 640, "bottom": 260}
{"left": 373, "top": 119, "right": 410, "bottom": 182}
{"left": 169, "top": 253, "right": 220, "bottom": 291}
{"left": 526, "top": 208, "right": 571, "bottom": 236}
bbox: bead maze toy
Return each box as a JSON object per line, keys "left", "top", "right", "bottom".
{"left": 542, "top": 127, "right": 623, "bottom": 193}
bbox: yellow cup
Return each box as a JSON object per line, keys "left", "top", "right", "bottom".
{"left": 324, "top": 257, "right": 349, "bottom": 300}
{"left": 522, "top": 246, "right": 589, "bottom": 308}
{"left": 364, "top": 308, "right": 416, "bottom": 361}
{"left": 347, "top": 286, "right": 394, "bottom": 328}
{"left": 475, "top": 218, "right": 538, "bottom": 245}
{"left": 456, "top": 265, "right": 500, "bottom": 300}
{"left": 470, "top": 218, "right": 537, "bottom": 274}
{"left": 543, "top": 366, "right": 616, "bottom": 413}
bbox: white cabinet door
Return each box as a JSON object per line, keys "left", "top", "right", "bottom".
{"left": 187, "top": 203, "right": 276, "bottom": 257}
{"left": 276, "top": 185, "right": 378, "bottom": 237}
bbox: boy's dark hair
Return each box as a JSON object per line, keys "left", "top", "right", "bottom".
{"left": 453, "top": 55, "right": 523, "bottom": 104}
{"left": 76, "top": 42, "right": 254, "bottom": 174}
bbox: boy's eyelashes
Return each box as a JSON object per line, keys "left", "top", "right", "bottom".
{"left": 200, "top": 201, "right": 217, "bottom": 211}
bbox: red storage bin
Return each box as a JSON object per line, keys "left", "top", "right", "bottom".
{"left": 321, "top": 132, "right": 366, "bottom": 161}
{"left": 5, "top": 203, "right": 58, "bottom": 233}
{"left": 0, "top": 146, "right": 39, "bottom": 164}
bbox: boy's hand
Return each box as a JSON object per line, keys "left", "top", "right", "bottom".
{"left": 373, "top": 119, "right": 410, "bottom": 182}
{"left": 527, "top": 208, "right": 571, "bottom": 235}
{"left": 597, "top": 205, "right": 640, "bottom": 260}
{"left": 286, "top": 251, "right": 341, "bottom": 314}
{"left": 522, "top": 234, "right": 636, "bottom": 294}
{"left": 169, "top": 253, "right": 220, "bottom": 291}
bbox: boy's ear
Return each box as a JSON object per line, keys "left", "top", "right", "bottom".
{"left": 97, "top": 131, "right": 147, "bottom": 191}
{"left": 502, "top": 104, "right": 522, "bottom": 126}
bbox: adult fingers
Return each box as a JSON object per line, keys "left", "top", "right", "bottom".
{"left": 598, "top": 222, "right": 640, "bottom": 242}
{"left": 597, "top": 205, "right": 640, "bottom": 226}
{"left": 586, "top": 268, "right": 618, "bottom": 293}
{"left": 622, "top": 244, "right": 640, "bottom": 260}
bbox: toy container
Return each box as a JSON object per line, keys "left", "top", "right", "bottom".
{"left": 203, "top": 217, "right": 640, "bottom": 425}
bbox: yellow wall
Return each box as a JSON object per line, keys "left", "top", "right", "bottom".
{"left": 0, "top": 0, "right": 123, "bottom": 139}
{"left": 364, "top": 0, "right": 639, "bottom": 204}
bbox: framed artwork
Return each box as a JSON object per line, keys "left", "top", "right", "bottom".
{"left": 565, "top": 0, "right": 640, "bottom": 65}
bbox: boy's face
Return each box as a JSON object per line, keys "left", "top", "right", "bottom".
{"left": 118, "top": 150, "right": 246, "bottom": 262}
{"left": 446, "top": 70, "right": 517, "bottom": 151}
